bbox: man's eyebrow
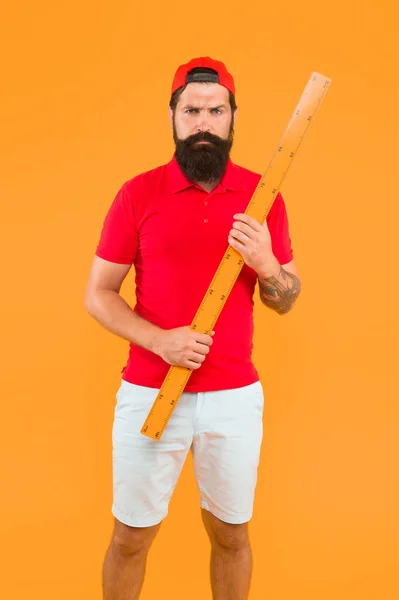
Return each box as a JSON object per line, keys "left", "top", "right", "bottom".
{"left": 181, "top": 104, "right": 227, "bottom": 110}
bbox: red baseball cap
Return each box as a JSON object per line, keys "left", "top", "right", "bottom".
{"left": 171, "top": 56, "right": 235, "bottom": 97}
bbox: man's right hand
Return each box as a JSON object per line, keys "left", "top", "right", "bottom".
{"left": 153, "top": 326, "right": 215, "bottom": 370}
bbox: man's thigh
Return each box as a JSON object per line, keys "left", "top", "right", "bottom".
{"left": 191, "top": 380, "right": 264, "bottom": 524}
{"left": 112, "top": 380, "right": 195, "bottom": 527}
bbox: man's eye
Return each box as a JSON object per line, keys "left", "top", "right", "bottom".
{"left": 186, "top": 109, "right": 198, "bottom": 114}
{"left": 212, "top": 109, "right": 222, "bottom": 114}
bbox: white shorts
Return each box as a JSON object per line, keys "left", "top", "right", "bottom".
{"left": 111, "top": 378, "right": 264, "bottom": 527}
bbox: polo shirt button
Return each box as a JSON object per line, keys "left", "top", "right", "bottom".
{"left": 204, "top": 218, "right": 208, "bottom": 223}
{"left": 204, "top": 200, "right": 208, "bottom": 205}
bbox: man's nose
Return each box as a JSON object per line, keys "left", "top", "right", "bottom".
{"left": 196, "top": 115, "right": 211, "bottom": 132}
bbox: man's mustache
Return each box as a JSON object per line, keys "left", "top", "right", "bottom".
{"left": 182, "top": 131, "right": 224, "bottom": 147}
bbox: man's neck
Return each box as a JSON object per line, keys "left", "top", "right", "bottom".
{"left": 195, "top": 179, "right": 220, "bottom": 193}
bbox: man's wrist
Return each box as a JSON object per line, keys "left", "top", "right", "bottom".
{"left": 149, "top": 329, "right": 165, "bottom": 356}
{"left": 257, "top": 255, "right": 281, "bottom": 279}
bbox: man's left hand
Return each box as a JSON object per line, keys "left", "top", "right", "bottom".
{"left": 228, "top": 213, "right": 275, "bottom": 273}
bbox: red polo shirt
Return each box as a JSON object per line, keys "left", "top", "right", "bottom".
{"left": 95, "top": 155, "right": 294, "bottom": 392}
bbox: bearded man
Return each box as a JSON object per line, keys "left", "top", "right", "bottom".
{"left": 85, "top": 56, "right": 301, "bottom": 600}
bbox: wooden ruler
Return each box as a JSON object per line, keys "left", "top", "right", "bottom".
{"left": 141, "top": 71, "right": 332, "bottom": 441}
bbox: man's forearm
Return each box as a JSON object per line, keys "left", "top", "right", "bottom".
{"left": 257, "top": 257, "right": 301, "bottom": 315}
{"left": 85, "top": 290, "right": 164, "bottom": 354}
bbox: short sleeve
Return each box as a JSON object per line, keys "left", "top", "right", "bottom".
{"left": 266, "top": 191, "right": 294, "bottom": 264}
{"left": 95, "top": 183, "right": 138, "bottom": 264}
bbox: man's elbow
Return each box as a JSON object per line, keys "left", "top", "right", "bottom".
{"left": 84, "top": 291, "right": 97, "bottom": 315}
{"left": 277, "top": 294, "right": 301, "bottom": 315}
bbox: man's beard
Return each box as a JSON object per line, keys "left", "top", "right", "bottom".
{"left": 173, "top": 117, "right": 234, "bottom": 184}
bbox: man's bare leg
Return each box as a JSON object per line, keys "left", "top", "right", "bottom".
{"left": 102, "top": 517, "right": 162, "bottom": 600}
{"left": 201, "top": 508, "right": 252, "bottom": 600}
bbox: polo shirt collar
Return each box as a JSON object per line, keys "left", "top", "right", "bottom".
{"left": 168, "top": 154, "right": 247, "bottom": 194}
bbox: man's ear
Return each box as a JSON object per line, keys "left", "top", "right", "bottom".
{"left": 233, "top": 107, "right": 239, "bottom": 125}
{"left": 168, "top": 106, "right": 173, "bottom": 130}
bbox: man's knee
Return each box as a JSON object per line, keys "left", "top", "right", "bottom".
{"left": 201, "top": 508, "right": 250, "bottom": 550}
{"left": 111, "top": 517, "right": 162, "bottom": 555}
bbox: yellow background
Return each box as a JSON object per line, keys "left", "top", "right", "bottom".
{"left": 1, "top": 0, "right": 398, "bottom": 598}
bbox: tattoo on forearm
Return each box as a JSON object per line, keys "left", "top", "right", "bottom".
{"left": 258, "top": 267, "right": 301, "bottom": 315}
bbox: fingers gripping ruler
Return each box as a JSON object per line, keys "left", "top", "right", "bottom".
{"left": 141, "top": 71, "right": 332, "bottom": 441}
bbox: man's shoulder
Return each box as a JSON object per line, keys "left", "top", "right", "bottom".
{"left": 231, "top": 161, "right": 262, "bottom": 182}
{"left": 232, "top": 161, "right": 284, "bottom": 205}
{"left": 233, "top": 161, "right": 261, "bottom": 176}
{"left": 121, "top": 161, "right": 170, "bottom": 191}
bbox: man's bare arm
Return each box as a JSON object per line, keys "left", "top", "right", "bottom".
{"left": 84, "top": 256, "right": 165, "bottom": 354}
{"left": 257, "top": 258, "right": 301, "bottom": 315}
{"left": 85, "top": 290, "right": 164, "bottom": 354}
